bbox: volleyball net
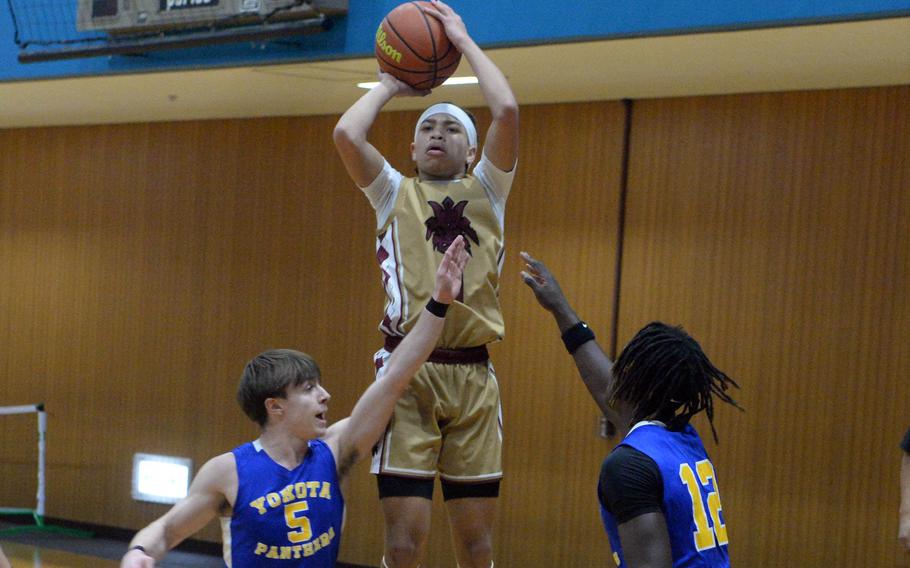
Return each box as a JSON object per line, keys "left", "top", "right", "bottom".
{"left": 0, "top": 404, "right": 46, "bottom": 522}
{"left": 0, "top": 403, "right": 90, "bottom": 537}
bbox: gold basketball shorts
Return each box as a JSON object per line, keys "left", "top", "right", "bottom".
{"left": 369, "top": 349, "right": 503, "bottom": 482}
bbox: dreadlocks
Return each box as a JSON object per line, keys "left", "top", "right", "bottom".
{"left": 611, "top": 322, "right": 742, "bottom": 442}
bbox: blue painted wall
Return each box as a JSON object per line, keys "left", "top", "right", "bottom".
{"left": 2, "top": 0, "right": 909, "bottom": 82}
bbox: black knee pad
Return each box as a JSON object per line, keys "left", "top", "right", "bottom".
{"left": 377, "top": 474, "right": 434, "bottom": 500}
{"left": 441, "top": 479, "right": 500, "bottom": 501}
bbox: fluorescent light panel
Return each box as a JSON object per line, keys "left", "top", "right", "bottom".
{"left": 131, "top": 453, "right": 193, "bottom": 504}
{"left": 357, "top": 76, "right": 478, "bottom": 89}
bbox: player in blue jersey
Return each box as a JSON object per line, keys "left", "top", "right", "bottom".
{"left": 119, "top": 237, "right": 469, "bottom": 568}
{"left": 520, "top": 252, "right": 742, "bottom": 568}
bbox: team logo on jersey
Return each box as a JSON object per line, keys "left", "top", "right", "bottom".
{"left": 424, "top": 197, "right": 480, "bottom": 255}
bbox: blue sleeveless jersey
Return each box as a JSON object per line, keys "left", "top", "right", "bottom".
{"left": 600, "top": 424, "right": 730, "bottom": 567}
{"left": 229, "top": 439, "right": 344, "bottom": 567}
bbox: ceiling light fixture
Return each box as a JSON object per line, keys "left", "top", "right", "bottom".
{"left": 357, "top": 76, "right": 479, "bottom": 89}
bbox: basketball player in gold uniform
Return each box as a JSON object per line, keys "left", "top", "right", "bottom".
{"left": 333, "top": 2, "right": 518, "bottom": 567}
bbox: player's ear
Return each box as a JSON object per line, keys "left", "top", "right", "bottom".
{"left": 410, "top": 141, "right": 417, "bottom": 162}
{"left": 466, "top": 145, "right": 477, "bottom": 170}
{"left": 264, "top": 397, "right": 283, "bottom": 417}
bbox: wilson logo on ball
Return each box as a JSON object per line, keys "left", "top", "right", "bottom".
{"left": 375, "top": 25, "right": 403, "bottom": 64}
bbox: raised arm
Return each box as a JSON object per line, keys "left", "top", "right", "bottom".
{"left": 425, "top": 0, "right": 519, "bottom": 171}
{"left": 333, "top": 74, "right": 429, "bottom": 187}
{"left": 327, "top": 236, "right": 469, "bottom": 477}
{"left": 520, "top": 252, "right": 621, "bottom": 427}
{"left": 120, "top": 454, "right": 234, "bottom": 568}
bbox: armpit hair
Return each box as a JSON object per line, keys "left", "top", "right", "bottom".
{"left": 338, "top": 449, "right": 360, "bottom": 480}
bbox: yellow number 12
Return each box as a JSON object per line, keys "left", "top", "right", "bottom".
{"left": 678, "top": 460, "right": 728, "bottom": 551}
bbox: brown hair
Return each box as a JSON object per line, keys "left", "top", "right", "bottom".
{"left": 237, "top": 349, "right": 321, "bottom": 427}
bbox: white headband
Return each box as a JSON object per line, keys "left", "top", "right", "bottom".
{"left": 414, "top": 103, "right": 477, "bottom": 148}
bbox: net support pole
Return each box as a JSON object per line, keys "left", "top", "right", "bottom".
{"left": 0, "top": 404, "right": 43, "bottom": 416}
{"left": 36, "top": 404, "right": 47, "bottom": 520}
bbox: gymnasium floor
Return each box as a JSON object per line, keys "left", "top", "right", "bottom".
{"left": 1, "top": 541, "right": 119, "bottom": 567}
{"left": 0, "top": 522, "right": 222, "bottom": 567}
{"left": 0, "top": 523, "right": 366, "bottom": 567}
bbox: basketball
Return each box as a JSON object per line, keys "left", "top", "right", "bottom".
{"left": 375, "top": 1, "right": 462, "bottom": 90}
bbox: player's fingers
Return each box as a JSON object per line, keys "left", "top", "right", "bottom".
{"left": 450, "top": 235, "right": 465, "bottom": 254}
{"left": 445, "top": 240, "right": 466, "bottom": 272}
{"left": 520, "top": 251, "right": 540, "bottom": 268}
{"left": 456, "top": 246, "right": 469, "bottom": 268}
{"left": 421, "top": 4, "right": 443, "bottom": 19}
{"left": 520, "top": 271, "right": 541, "bottom": 289}
{"left": 433, "top": 0, "right": 454, "bottom": 15}
{"left": 520, "top": 251, "right": 549, "bottom": 277}
{"left": 521, "top": 262, "right": 541, "bottom": 282}
{"left": 445, "top": 235, "right": 462, "bottom": 255}
{"left": 449, "top": 248, "right": 466, "bottom": 271}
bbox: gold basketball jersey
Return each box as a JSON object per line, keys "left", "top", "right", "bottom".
{"left": 376, "top": 175, "right": 504, "bottom": 348}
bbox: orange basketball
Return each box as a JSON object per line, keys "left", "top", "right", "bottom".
{"left": 375, "top": 1, "right": 462, "bottom": 90}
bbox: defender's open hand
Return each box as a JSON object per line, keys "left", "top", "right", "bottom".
{"left": 520, "top": 252, "right": 570, "bottom": 314}
{"left": 434, "top": 236, "right": 469, "bottom": 305}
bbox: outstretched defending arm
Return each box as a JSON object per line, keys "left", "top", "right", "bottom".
{"left": 120, "top": 454, "right": 234, "bottom": 568}
{"left": 326, "top": 237, "right": 469, "bottom": 477}
{"left": 520, "top": 252, "right": 622, "bottom": 428}
{"left": 425, "top": 0, "right": 519, "bottom": 171}
{"left": 333, "top": 73, "right": 429, "bottom": 188}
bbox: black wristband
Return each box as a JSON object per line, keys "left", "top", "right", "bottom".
{"left": 426, "top": 298, "right": 449, "bottom": 318}
{"left": 562, "top": 321, "right": 595, "bottom": 354}
{"left": 129, "top": 545, "right": 147, "bottom": 554}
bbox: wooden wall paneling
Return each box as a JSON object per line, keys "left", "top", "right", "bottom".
{"left": 492, "top": 101, "right": 626, "bottom": 568}
{"left": 620, "top": 86, "right": 910, "bottom": 567}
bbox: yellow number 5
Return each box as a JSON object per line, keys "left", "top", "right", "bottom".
{"left": 679, "top": 460, "right": 728, "bottom": 551}
{"left": 285, "top": 501, "right": 312, "bottom": 543}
